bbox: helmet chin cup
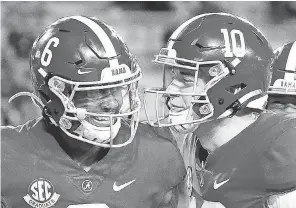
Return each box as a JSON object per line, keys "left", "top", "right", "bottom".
{"left": 74, "top": 117, "right": 122, "bottom": 143}
{"left": 169, "top": 109, "right": 190, "bottom": 124}
{"left": 59, "top": 114, "right": 121, "bottom": 143}
{"left": 169, "top": 109, "right": 200, "bottom": 133}
{"left": 58, "top": 106, "right": 140, "bottom": 148}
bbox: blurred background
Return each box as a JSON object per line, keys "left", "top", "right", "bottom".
{"left": 1, "top": 1, "right": 296, "bottom": 126}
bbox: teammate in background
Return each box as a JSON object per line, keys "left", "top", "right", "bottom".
{"left": 145, "top": 13, "right": 296, "bottom": 208}
{"left": 1, "top": 16, "right": 186, "bottom": 208}
{"left": 267, "top": 41, "right": 296, "bottom": 113}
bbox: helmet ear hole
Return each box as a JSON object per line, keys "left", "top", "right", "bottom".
{"left": 225, "top": 83, "right": 247, "bottom": 95}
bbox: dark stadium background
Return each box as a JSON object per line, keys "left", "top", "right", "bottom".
{"left": 2, "top": 1, "right": 296, "bottom": 126}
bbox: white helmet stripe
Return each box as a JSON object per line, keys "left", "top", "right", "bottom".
{"left": 168, "top": 14, "right": 208, "bottom": 49}
{"left": 71, "top": 16, "right": 119, "bottom": 67}
{"left": 284, "top": 41, "right": 296, "bottom": 81}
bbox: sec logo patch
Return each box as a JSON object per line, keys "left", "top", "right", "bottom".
{"left": 23, "top": 178, "right": 60, "bottom": 208}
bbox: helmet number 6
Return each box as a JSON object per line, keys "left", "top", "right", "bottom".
{"left": 41, "top": 37, "right": 60, "bottom": 67}
{"left": 221, "top": 29, "right": 245, "bottom": 58}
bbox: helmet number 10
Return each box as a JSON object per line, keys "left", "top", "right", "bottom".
{"left": 41, "top": 37, "right": 60, "bottom": 67}
{"left": 221, "top": 29, "right": 246, "bottom": 58}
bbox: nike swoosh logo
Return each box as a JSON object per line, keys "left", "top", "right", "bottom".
{"left": 113, "top": 179, "right": 136, "bottom": 192}
{"left": 213, "top": 178, "right": 230, "bottom": 189}
{"left": 78, "top": 69, "right": 93, "bottom": 75}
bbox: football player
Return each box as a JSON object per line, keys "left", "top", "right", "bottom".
{"left": 1, "top": 16, "right": 186, "bottom": 208}
{"left": 267, "top": 41, "right": 296, "bottom": 113}
{"left": 144, "top": 13, "right": 296, "bottom": 208}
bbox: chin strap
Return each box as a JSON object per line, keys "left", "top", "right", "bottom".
{"left": 9, "top": 92, "right": 44, "bottom": 108}
{"left": 168, "top": 105, "right": 199, "bottom": 134}
{"left": 73, "top": 118, "right": 121, "bottom": 143}
{"left": 218, "top": 90, "right": 265, "bottom": 119}
{"left": 8, "top": 92, "right": 59, "bottom": 126}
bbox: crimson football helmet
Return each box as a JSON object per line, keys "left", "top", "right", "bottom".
{"left": 9, "top": 16, "right": 142, "bottom": 147}
{"left": 144, "top": 13, "right": 274, "bottom": 128}
{"left": 268, "top": 41, "right": 296, "bottom": 96}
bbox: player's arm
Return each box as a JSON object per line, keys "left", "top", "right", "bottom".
{"left": 266, "top": 190, "right": 296, "bottom": 208}
{"left": 261, "top": 126, "right": 296, "bottom": 208}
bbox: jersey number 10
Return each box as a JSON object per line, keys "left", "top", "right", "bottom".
{"left": 221, "top": 29, "right": 246, "bottom": 58}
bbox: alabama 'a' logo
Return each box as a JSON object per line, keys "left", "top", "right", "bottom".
{"left": 23, "top": 178, "right": 60, "bottom": 208}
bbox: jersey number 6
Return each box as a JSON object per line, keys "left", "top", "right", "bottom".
{"left": 41, "top": 37, "right": 60, "bottom": 67}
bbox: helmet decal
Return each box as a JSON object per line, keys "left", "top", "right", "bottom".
{"left": 284, "top": 41, "right": 296, "bottom": 81}
{"left": 268, "top": 41, "right": 296, "bottom": 95}
{"left": 71, "top": 16, "right": 119, "bottom": 68}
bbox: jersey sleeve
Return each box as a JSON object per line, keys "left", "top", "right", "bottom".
{"left": 261, "top": 126, "right": 296, "bottom": 192}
